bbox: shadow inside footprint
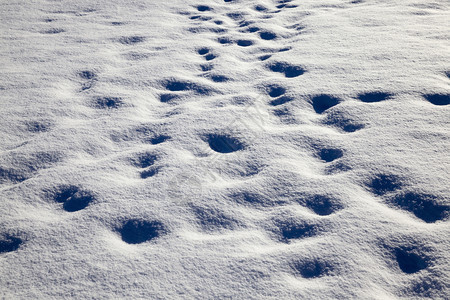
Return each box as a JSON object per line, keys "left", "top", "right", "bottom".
{"left": 259, "top": 31, "right": 277, "bottom": 40}
{"left": 266, "top": 85, "right": 286, "bottom": 98}
{"left": 118, "top": 36, "right": 145, "bottom": 45}
{"left": 305, "top": 195, "right": 342, "bottom": 216}
{"left": 119, "top": 219, "right": 166, "bottom": 244}
{"left": 423, "top": 94, "right": 450, "bottom": 106}
{"left": 206, "top": 134, "right": 243, "bottom": 153}
{"left": 53, "top": 185, "right": 95, "bottom": 212}
{"left": 318, "top": 148, "right": 343, "bottom": 163}
{"left": 292, "top": 259, "right": 333, "bottom": 279}
{"left": 358, "top": 92, "right": 392, "bottom": 103}
{"left": 389, "top": 192, "right": 449, "bottom": 223}
{"left": 267, "top": 62, "right": 305, "bottom": 78}
{"left": 79, "top": 70, "right": 96, "bottom": 80}
{"left": 311, "top": 95, "right": 341, "bottom": 114}
{"left": 0, "top": 235, "right": 23, "bottom": 253}
{"left": 94, "top": 97, "right": 123, "bottom": 109}
{"left": 270, "top": 96, "right": 294, "bottom": 106}
{"left": 368, "top": 174, "right": 402, "bottom": 196}
{"left": 237, "top": 39, "right": 254, "bottom": 47}
{"left": 395, "top": 247, "right": 428, "bottom": 274}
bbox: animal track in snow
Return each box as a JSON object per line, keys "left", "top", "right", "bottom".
{"left": 118, "top": 219, "right": 166, "bottom": 244}
{"left": 118, "top": 36, "right": 145, "bottom": 45}
{"left": 266, "top": 62, "right": 305, "bottom": 78}
{"left": 237, "top": 39, "right": 254, "bottom": 47}
{"left": 52, "top": 185, "right": 95, "bottom": 212}
{"left": 322, "top": 111, "right": 365, "bottom": 133}
{"left": 270, "top": 96, "right": 294, "bottom": 106}
{"left": 0, "top": 235, "right": 23, "bottom": 253}
{"left": 196, "top": 5, "right": 212, "bottom": 12}
{"left": 192, "top": 206, "right": 240, "bottom": 232}
{"left": 163, "top": 79, "right": 212, "bottom": 95}
{"left": 25, "top": 120, "right": 51, "bottom": 133}
{"left": 140, "top": 168, "right": 159, "bottom": 179}
{"left": 423, "top": 93, "right": 450, "bottom": 106}
{"left": 206, "top": 134, "right": 244, "bottom": 153}
{"left": 368, "top": 174, "right": 403, "bottom": 196}
{"left": 197, "top": 47, "right": 210, "bottom": 55}
{"left": 218, "top": 37, "right": 232, "bottom": 44}
{"left": 259, "top": 31, "right": 277, "bottom": 40}
{"left": 358, "top": 91, "right": 392, "bottom": 103}
{"left": 394, "top": 247, "right": 428, "bottom": 274}
{"left": 304, "top": 195, "right": 343, "bottom": 216}
{"left": 132, "top": 152, "right": 157, "bottom": 168}
{"left": 388, "top": 192, "right": 449, "bottom": 223}
{"left": 272, "top": 219, "right": 320, "bottom": 243}
{"left": 317, "top": 148, "right": 343, "bottom": 163}
{"left": 42, "top": 28, "right": 65, "bottom": 34}
{"left": 310, "top": 95, "right": 341, "bottom": 114}
{"left": 94, "top": 97, "right": 123, "bottom": 109}
{"left": 292, "top": 259, "right": 334, "bottom": 279}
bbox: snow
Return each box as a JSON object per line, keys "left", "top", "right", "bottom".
{"left": 1, "top": 0, "right": 449, "bottom": 298}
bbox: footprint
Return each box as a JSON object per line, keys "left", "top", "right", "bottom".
{"left": 0, "top": 152, "right": 61, "bottom": 184}
{"left": 78, "top": 70, "right": 96, "bottom": 90}
{"left": 78, "top": 70, "right": 96, "bottom": 80}
{"left": 52, "top": 185, "right": 95, "bottom": 212}
{"left": 270, "top": 96, "right": 294, "bottom": 106}
{"left": 254, "top": 5, "right": 268, "bottom": 12}
{"left": 266, "top": 62, "right": 305, "bottom": 78}
{"left": 311, "top": 95, "right": 341, "bottom": 114}
{"left": 388, "top": 192, "right": 449, "bottom": 223}
{"left": 394, "top": 247, "right": 428, "bottom": 274}
{"left": 206, "top": 134, "right": 244, "bottom": 153}
{"left": 196, "top": 5, "right": 212, "bottom": 12}
{"left": 132, "top": 153, "right": 157, "bottom": 168}
{"left": 226, "top": 12, "right": 245, "bottom": 21}
{"left": 273, "top": 219, "right": 319, "bottom": 243}
{"left": 150, "top": 135, "right": 170, "bottom": 145}
{"left": 358, "top": 91, "right": 392, "bottom": 103}
{"left": 318, "top": 148, "right": 343, "bottom": 163}
{"left": 0, "top": 235, "right": 23, "bottom": 253}
{"left": 25, "top": 120, "right": 51, "bottom": 133}
{"left": 118, "top": 36, "right": 145, "bottom": 45}
{"left": 322, "top": 111, "right": 365, "bottom": 133}
{"left": 292, "top": 259, "right": 333, "bottom": 279}
{"left": 237, "top": 39, "right": 254, "bottom": 47}
{"left": 200, "top": 64, "right": 213, "bottom": 72}
{"left": 163, "top": 79, "right": 212, "bottom": 95}
{"left": 218, "top": 37, "right": 232, "bottom": 44}
{"left": 423, "top": 94, "right": 450, "bottom": 106}
{"left": 118, "top": 219, "right": 166, "bottom": 244}
{"left": 304, "top": 195, "right": 343, "bottom": 216}
{"left": 265, "top": 84, "right": 286, "bottom": 98}
{"left": 208, "top": 75, "right": 230, "bottom": 83}
{"left": 192, "top": 206, "right": 240, "bottom": 232}
{"left": 197, "top": 47, "right": 210, "bottom": 55}
{"left": 94, "top": 97, "right": 123, "bottom": 109}
{"left": 42, "top": 28, "right": 65, "bottom": 34}
{"left": 205, "top": 53, "right": 217, "bottom": 61}
{"left": 159, "top": 93, "right": 179, "bottom": 103}
{"left": 247, "top": 27, "right": 260, "bottom": 33}
{"left": 140, "top": 167, "right": 159, "bottom": 179}
{"left": 259, "top": 31, "right": 277, "bottom": 40}
{"left": 368, "top": 174, "right": 402, "bottom": 196}
{"left": 259, "top": 55, "right": 272, "bottom": 61}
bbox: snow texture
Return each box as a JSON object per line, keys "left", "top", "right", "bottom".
{"left": 1, "top": 0, "right": 449, "bottom": 299}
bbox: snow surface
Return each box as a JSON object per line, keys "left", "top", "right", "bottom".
{"left": 1, "top": 0, "right": 449, "bottom": 298}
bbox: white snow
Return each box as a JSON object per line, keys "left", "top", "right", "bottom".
{"left": 1, "top": 0, "right": 449, "bottom": 299}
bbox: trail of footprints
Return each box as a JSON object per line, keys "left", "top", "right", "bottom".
{"left": 2, "top": 1, "right": 449, "bottom": 297}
